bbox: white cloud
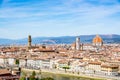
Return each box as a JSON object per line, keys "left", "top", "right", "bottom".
{"left": 0, "top": 0, "right": 120, "bottom": 38}
{"left": 0, "top": 0, "right": 119, "bottom": 20}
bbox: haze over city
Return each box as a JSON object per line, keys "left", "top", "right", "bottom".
{"left": 0, "top": 0, "right": 120, "bottom": 39}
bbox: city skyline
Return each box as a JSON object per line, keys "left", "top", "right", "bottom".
{"left": 0, "top": 0, "right": 120, "bottom": 39}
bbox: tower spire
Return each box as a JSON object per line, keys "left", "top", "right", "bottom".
{"left": 28, "top": 35, "right": 32, "bottom": 48}
{"left": 76, "top": 37, "right": 80, "bottom": 50}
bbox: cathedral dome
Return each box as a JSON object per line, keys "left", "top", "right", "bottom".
{"left": 93, "top": 35, "right": 103, "bottom": 44}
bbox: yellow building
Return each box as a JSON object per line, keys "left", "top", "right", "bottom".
{"left": 101, "top": 64, "right": 119, "bottom": 76}
{"left": 86, "top": 61, "right": 101, "bottom": 72}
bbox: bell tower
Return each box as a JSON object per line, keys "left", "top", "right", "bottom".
{"left": 76, "top": 37, "right": 80, "bottom": 50}
{"left": 28, "top": 35, "right": 32, "bottom": 49}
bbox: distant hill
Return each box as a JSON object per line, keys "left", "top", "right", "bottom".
{"left": 0, "top": 34, "right": 120, "bottom": 45}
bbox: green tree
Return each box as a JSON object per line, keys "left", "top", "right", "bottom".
{"left": 22, "top": 71, "right": 27, "bottom": 77}
{"left": 62, "top": 66, "right": 70, "bottom": 73}
{"left": 32, "top": 71, "right": 36, "bottom": 77}
{"left": 15, "top": 59, "right": 19, "bottom": 66}
{"left": 29, "top": 75, "right": 36, "bottom": 80}
{"left": 20, "top": 77, "right": 25, "bottom": 80}
{"left": 38, "top": 69, "right": 42, "bottom": 79}
{"left": 20, "top": 72, "right": 27, "bottom": 80}
{"left": 29, "top": 71, "right": 36, "bottom": 80}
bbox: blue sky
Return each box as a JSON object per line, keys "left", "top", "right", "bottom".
{"left": 0, "top": 0, "right": 120, "bottom": 39}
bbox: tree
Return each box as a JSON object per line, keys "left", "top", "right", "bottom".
{"left": 32, "top": 71, "right": 36, "bottom": 77}
{"left": 77, "top": 71, "right": 79, "bottom": 75}
{"left": 20, "top": 77, "right": 25, "bottom": 80}
{"left": 29, "top": 75, "right": 36, "bottom": 80}
{"left": 38, "top": 69, "right": 41, "bottom": 75}
{"left": 62, "top": 66, "right": 70, "bottom": 73}
{"left": 29, "top": 71, "right": 36, "bottom": 80}
{"left": 21, "top": 72, "right": 27, "bottom": 80}
{"left": 38, "top": 69, "right": 42, "bottom": 79}
{"left": 22, "top": 71, "right": 27, "bottom": 77}
{"left": 68, "top": 61, "right": 71, "bottom": 66}
{"left": 15, "top": 59, "right": 19, "bottom": 66}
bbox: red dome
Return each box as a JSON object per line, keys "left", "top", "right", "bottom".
{"left": 93, "top": 35, "right": 103, "bottom": 43}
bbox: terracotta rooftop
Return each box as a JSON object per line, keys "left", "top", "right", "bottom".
{"left": 0, "top": 69, "right": 11, "bottom": 75}
{"left": 101, "top": 64, "right": 119, "bottom": 68}
{"left": 88, "top": 61, "right": 101, "bottom": 65}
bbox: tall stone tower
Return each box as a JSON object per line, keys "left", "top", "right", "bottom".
{"left": 76, "top": 37, "right": 80, "bottom": 50}
{"left": 28, "top": 35, "right": 32, "bottom": 48}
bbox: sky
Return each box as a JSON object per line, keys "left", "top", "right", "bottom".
{"left": 0, "top": 0, "right": 120, "bottom": 39}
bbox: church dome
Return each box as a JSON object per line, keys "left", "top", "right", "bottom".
{"left": 93, "top": 35, "right": 103, "bottom": 43}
